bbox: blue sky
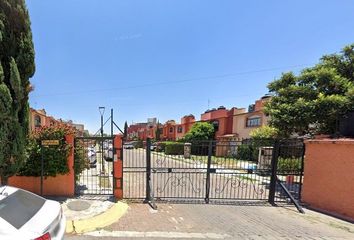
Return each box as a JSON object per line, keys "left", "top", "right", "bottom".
{"left": 27, "top": 0, "right": 354, "bottom": 134}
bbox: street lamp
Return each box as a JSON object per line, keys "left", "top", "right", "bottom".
{"left": 99, "top": 107, "right": 105, "bottom": 174}
{"left": 99, "top": 107, "right": 105, "bottom": 137}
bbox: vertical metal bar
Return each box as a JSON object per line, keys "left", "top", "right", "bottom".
{"left": 298, "top": 141, "right": 305, "bottom": 202}
{"left": 268, "top": 139, "right": 280, "bottom": 204}
{"left": 205, "top": 140, "right": 213, "bottom": 203}
{"left": 73, "top": 139, "right": 76, "bottom": 195}
{"left": 40, "top": 145, "right": 44, "bottom": 196}
{"left": 111, "top": 109, "right": 114, "bottom": 137}
{"left": 144, "top": 138, "right": 152, "bottom": 202}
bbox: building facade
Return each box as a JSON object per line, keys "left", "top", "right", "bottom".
{"left": 127, "top": 95, "right": 271, "bottom": 141}
{"left": 29, "top": 108, "right": 87, "bottom": 136}
{"left": 232, "top": 95, "right": 271, "bottom": 139}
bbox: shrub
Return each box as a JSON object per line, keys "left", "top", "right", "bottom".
{"left": 250, "top": 126, "right": 279, "bottom": 139}
{"left": 74, "top": 143, "right": 90, "bottom": 181}
{"left": 277, "top": 157, "right": 302, "bottom": 174}
{"left": 184, "top": 122, "right": 215, "bottom": 141}
{"left": 236, "top": 144, "right": 256, "bottom": 161}
{"left": 164, "top": 142, "right": 184, "bottom": 155}
{"left": 19, "top": 124, "right": 75, "bottom": 177}
{"left": 156, "top": 142, "right": 166, "bottom": 152}
{"left": 134, "top": 140, "right": 144, "bottom": 148}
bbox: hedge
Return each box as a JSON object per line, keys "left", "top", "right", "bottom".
{"left": 164, "top": 142, "right": 184, "bottom": 155}
{"left": 277, "top": 157, "right": 302, "bottom": 174}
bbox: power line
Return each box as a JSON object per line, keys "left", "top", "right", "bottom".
{"left": 32, "top": 63, "right": 313, "bottom": 97}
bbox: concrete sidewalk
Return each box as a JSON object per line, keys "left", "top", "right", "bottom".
{"left": 52, "top": 196, "right": 128, "bottom": 234}
{"left": 68, "top": 202, "right": 354, "bottom": 239}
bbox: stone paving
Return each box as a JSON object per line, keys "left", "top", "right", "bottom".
{"left": 67, "top": 202, "right": 354, "bottom": 239}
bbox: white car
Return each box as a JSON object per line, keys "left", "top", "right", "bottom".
{"left": 0, "top": 186, "right": 66, "bottom": 240}
{"left": 123, "top": 143, "right": 134, "bottom": 149}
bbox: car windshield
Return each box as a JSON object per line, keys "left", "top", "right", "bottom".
{"left": 0, "top": 189, "right": 45, "bottom": 229}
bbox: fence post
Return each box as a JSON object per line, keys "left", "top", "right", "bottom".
{"left": 297, "top": 141, "right": 306, "bottom": 202}
{"left": 113, "top": 135, "right": 123, "bottom": 199}
{"left": 144, "top": 138, "right": 152, "bottom": 203}
{"left": 40, "top": 145, "right": 44, "bottom": 196}
{"left": 205, "top": 140, "right": 213, "bottom": 204}
{"left": 268, "top": 139, "right": 280, "bottom": 205}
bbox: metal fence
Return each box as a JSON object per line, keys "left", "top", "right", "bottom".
{"left": 74, "top": 137, "right": 115, "bottom": 195}
{"left": 123, "top": 138, "right": 305, "bottom": 208}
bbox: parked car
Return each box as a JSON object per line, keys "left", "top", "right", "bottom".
{"left": 150, "top": 143, "right": 157, "bottom": 151}
{"left": 0, "top": 186, "right": 66, "bottom": 240}
{"left": 104, "top": 146, "right": 114, "bottom": 162}
{"left": 123, "top": 142, "right": 134, "bottom": 149}
{"left": 87, "top": 149, "right": 96, "bottom": 168}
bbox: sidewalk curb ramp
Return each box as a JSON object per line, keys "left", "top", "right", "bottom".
{"left": 66, "top": 201, "right": 128, "bottom": 234}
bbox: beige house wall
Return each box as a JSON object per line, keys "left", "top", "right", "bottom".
{"left": 232, "top": 111, "right": 268, "bottom": 139}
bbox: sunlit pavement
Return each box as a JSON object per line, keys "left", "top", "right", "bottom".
{"left": 66, "top": 202, "right": 354, "bottom": 239}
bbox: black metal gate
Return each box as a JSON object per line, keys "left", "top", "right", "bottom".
{"left": 74, "top": 136, "right": 115, "bottom": 195}
{"left": 123, "top": 138, "right": 305, "bottom": 209}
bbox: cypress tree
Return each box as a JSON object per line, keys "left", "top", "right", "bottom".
{"left": 123, "top": 121, "right": 128, "bottom": 140}
{"left": 0, "top": 0, "right": 35, "bottom": 184}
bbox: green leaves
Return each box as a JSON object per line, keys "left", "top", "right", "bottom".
{"left": 184, "top": 122, "right": 215, "bottom": 141}
{"left": 9, "top": 58, "right": 23, "bottom": 105}
{"left": 19, "top": 125, "right": 71, "bottom": 177}
{"left": 0, "top": 0, "right": 35, "bottom": 183}
{"left": 250, "top": 126, "right": 278, "bottom": 139}
{"left": 266, "top": 44, "right": 354, "bottom": 136}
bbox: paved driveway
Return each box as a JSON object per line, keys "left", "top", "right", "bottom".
{"left": 67, "top": 203, "right": 354, "bottom": 239}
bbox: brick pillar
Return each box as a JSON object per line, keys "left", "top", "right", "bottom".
{"left": 65, "top": 134, "right": 75, "bottom": 197}
{"left": 113, "top": 135, "right": 123, "bottom": 199}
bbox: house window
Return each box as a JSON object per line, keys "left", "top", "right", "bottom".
{"left": 34, "top": 115, "right": 41, "bottom": 127}
{"left": 169, "top": 127, "right": 174, "bottom": 133}
{"left": 212, "top": 120, "right": 219, "bottom": 131}
{"left": 177, "top": 126, "right": 183, "bottom": 133}
{"left": 246, "top": 116, "right": 261, "bottom": 127}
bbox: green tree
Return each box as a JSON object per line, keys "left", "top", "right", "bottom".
{"left": 155, "top": 121, "right": 161, "bottom": 141}
{"left": 265, "top": 44, "right": 354, "bottom": 137}
{"left": 250, "top": 126, "right": 278, "bottom": 139}
{"left": 0, "top": 0, "right": 35, "bottom": 184}
{"left": 184, "top": 122, "right": 215, "bottom": 141}
{"left": 123, "top": 121, "right": 128, "bottom": 139}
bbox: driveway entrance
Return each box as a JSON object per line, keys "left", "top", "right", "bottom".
{"left": 74, "top": 136, "right": 115, "bottom": 195}
{"left": 123, "top": 138, "right": 304, "bottom": 209}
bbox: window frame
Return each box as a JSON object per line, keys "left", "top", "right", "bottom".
{"left": 246, "top": 115, "right": 261, "bottom": 127}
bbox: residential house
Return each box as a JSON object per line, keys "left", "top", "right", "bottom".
{"left": 200, "top": 106, "right": 237, "bottom": 139}
{"left": 127, "top": 95, "right": 271, "bottom": 141}
{"left": 175, "top": 115, "right": 196, "bottom": 139}
{"left": 232, "top": 95, "right": 271, "bottom": 139}
{"left": 162, "top": 120, "right": 176, "bottom": 140}
{"left": 29, "top": 108, "right": 58, "bottom": 131}
{"left": 29, "top": 108, "right": 87, "bottom": 136}
{"left": 127, "top": 118, "right": 162, "bottom": 141}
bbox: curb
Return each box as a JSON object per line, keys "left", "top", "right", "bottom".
{"left": 66, "top": 201, "right": 128, "bottom": 234}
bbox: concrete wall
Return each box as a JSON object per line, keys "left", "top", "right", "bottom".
{"left": 302, "top": 139, "right": 354, "bottom": 221}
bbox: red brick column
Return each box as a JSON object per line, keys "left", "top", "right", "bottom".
{"left": 113, "top": 135, "right": 123, "bottom": 199}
